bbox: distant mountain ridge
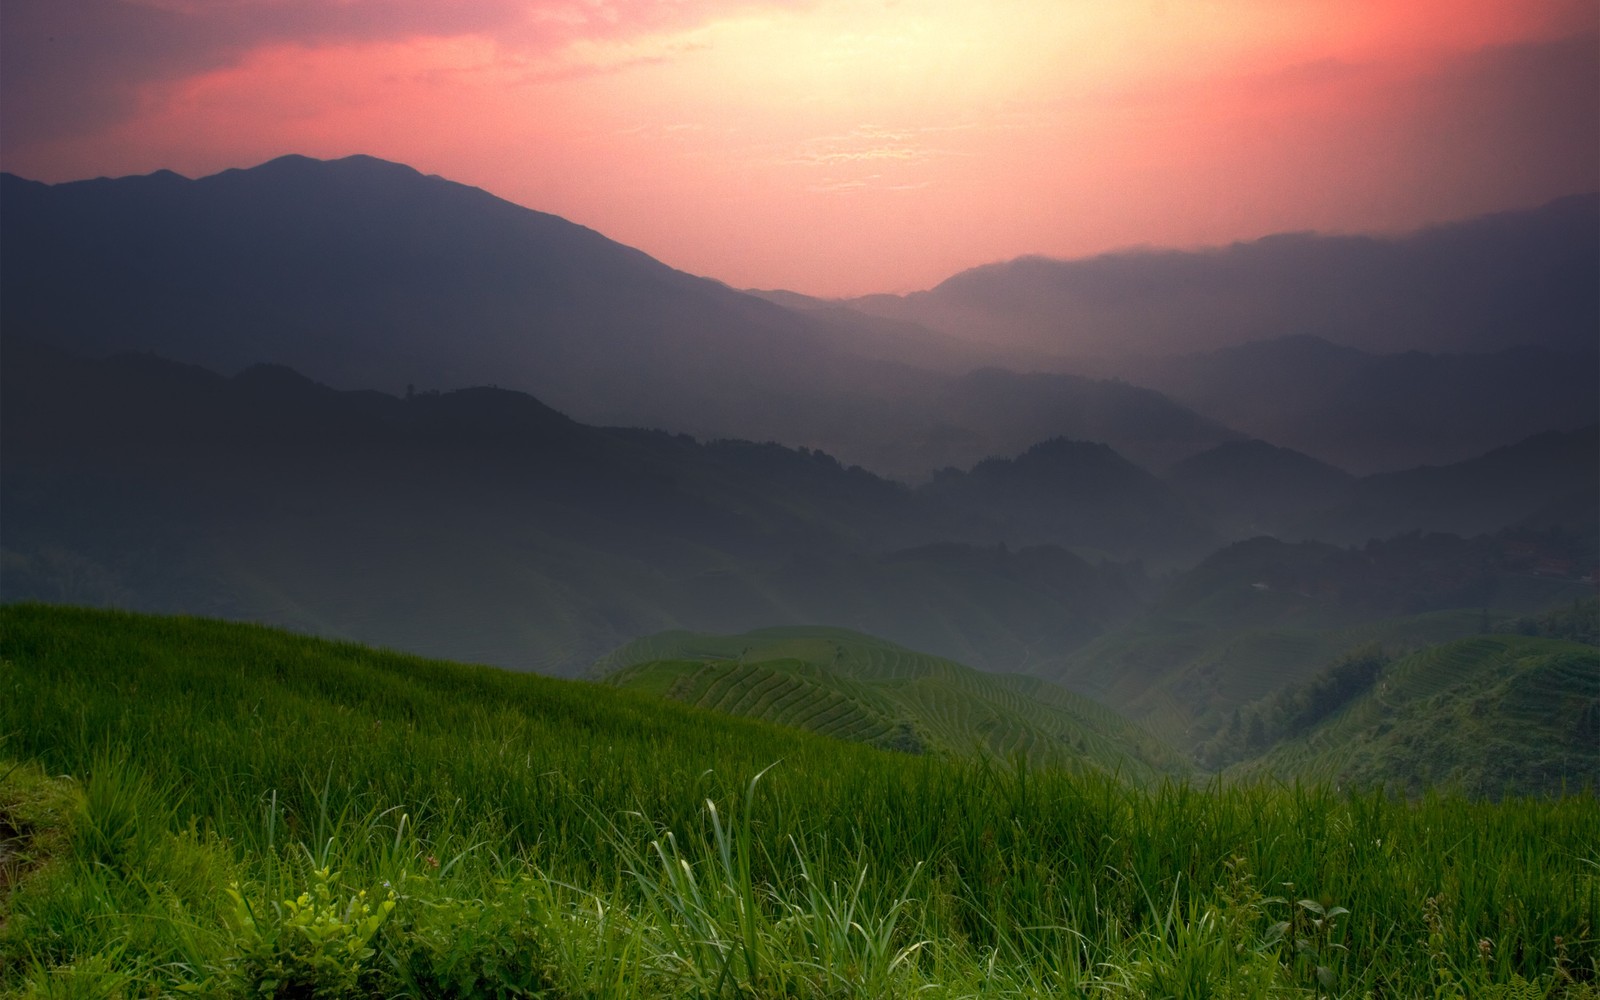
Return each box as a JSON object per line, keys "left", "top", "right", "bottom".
{"left": 0, "top": 336, "right": 1155, "bottom": 675}
{"left": 0, "top": 154, "right": 1242, "bottom": 479}
{"left": 1303, "top": 425, "right": 1600, "bottom": 544}
{"left": 1164, "top": 440, "right": 1355, "bottom": 541}
{"left": 12, "top": 155, "right": 1587, "bottom": 483}
{"left": 1100, "top": 336, "right": 1600, "bottom": 473}
{"left": 0, "top": 154, "right": 941, "bottom": 446}
{"left": 922, "top": 437, "right": 1215, "bottom": 563}
{"left": 847, "top": 194, "right": 1600, "bottom": 358}
{"left": 3, "top": 150, "right": 1594, "bottom": 723}
{"left": 915, "top": 367, "right": 1243, "bottom": 475}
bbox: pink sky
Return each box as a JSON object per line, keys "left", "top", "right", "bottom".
{"left": 3, "top": 0, "right": 1596, "bottom": 296}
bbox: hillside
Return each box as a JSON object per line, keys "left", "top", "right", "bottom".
{"left": 1164, "top": 439, "right": 1355, "bottom": 541}
{"left": 1231, "top": 636, "right": 1600, "bottom": 797}
{"left": 0, "top": 156, "right": 1244, "bottom": 481}
{"left": 920, "top": 437, "right": 1215, "bottom": 563}
{"left": 0, "top": 155, "right": 935, "bottom": 448}
{"left": 1105, "top": 337, "right": 1600, "bottom": 474}
{"left": 598, "top": 627, "right": 1186, "bottom": 779}
{"left": 7, "top": 332, "right": 1591, "bottom": 692}
{"left": 1304, "top": 425, "right": 1600, "bottom": 544}
{"left": 902, "top": 368, "right": 1241, "bottom": 478}
{"left": 848, "top": 194, "right": 1600, "bottom": 359}
{"left": 0, "top": 338, "right": 1151, "bottom": 675}
{"left": 1044, "top": 532, "right": 1597, "bottom": 747}
{"left": 4, "top": 605, "right": 1595, "bottom": 997}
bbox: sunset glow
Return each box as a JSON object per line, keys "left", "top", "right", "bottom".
{"left": 4, "top": 0, "right": 1595, "bottom": 295}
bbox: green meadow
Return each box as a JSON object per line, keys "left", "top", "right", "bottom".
{"left": 2, "top": 604, "right": 1596, "bottom": 998}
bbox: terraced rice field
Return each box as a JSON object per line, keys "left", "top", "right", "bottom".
{"left": 602, "top": 626, "right": 1188, "bottom": 778}
{"left": 1236, "top": 635, "right": 1600, "bottom": 795}
{"left": 1056, "top": 608, "right": 1511, "bottom": 748}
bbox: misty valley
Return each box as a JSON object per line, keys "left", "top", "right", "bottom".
{"left": 1, "top": 156, "right": 1596, "bottom": 998}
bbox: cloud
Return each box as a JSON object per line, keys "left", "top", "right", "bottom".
{"left": 0, "top": 0, "right": 803, "bottom": 147}
{"left": 2, "top": 0, "right": 1593, "bottom": 297}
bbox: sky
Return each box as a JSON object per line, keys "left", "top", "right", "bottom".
{"left": 3, "top": 1, "right": 1596, "bottom": 297}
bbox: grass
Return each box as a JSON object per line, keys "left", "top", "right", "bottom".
{"left": 1, "top": 603, "right": 1596, "bottom": 997}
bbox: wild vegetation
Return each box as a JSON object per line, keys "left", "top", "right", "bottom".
{"left": 3, "top": 605, "right": 1596, "bottom": 998}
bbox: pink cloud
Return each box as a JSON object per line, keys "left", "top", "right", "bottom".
{"left": 0, "top": 0, "right": 805, "bottom": 146}
{"left": 3, "top": 0, "right": 1594, "bottom": 296}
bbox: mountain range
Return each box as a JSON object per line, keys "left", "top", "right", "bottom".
{"left": 6, "top": 155, "right": 1594, "bottom": 479}
{"left": 5, "top": 333, "right": 1591, "bottom": 691}
{"left": 1092, "top": 335, "right": 1600, "bottom": 473}
{"left": 1, "top": 336, "right": 1158, "bottom": 675}
{"left": 844, "top": 193, "right": 1600, "bottom": 358}
{"left": 1, "top": 153, "right": 1594, "bottom": 782}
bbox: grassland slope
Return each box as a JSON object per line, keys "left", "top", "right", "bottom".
{"left": 1047, "top": 532, "right": 1596, "bottom": 747}
{"left": 2, "top": 605, "right": 1596, "bottom": 997}
{"left": 599, "top": 626, "right": 1187, "bottom": 779}
{"left": 1234, "top": 635, "right": 1600, "bottom": 796}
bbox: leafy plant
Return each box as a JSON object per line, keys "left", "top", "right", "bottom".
{"left": 221, "top": 860, "right": 395, "bottom": 997}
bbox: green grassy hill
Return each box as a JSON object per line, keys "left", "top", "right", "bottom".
{"left": 1046, "top": 533, "right": 1596, "bottom": 748}
{"left": 1234, "top": 635, "right": 1600, "bottom": 796}
{"left": 3, "top": 605, "right": 1596, "bottom": 997}
{"left": 597, "top": 627, "right": 1187, "bottom": 779}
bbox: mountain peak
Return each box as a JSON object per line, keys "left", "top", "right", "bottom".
{"left": 246, "top": 153, "right": 422, "bottom": 178}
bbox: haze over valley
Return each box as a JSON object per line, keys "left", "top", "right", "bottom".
{"left": 4, "top": 150, "right": 1595, "bottom": 737}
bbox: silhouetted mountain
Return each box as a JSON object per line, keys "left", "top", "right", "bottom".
{"left": 0, "top": 337, "right": 1150, "bottom": 675}
{"left": 0, "top": 155, "right": 947, "bottom": 448}
{"left": 926, "top": 368, "right": 1241, "bottom": 473}
{"left": 920, "top": 438, "right": 1215, "bottom": 562}
{"left": 824, "top": 367, "right": 1242, "bottom": 481}
{"left": 1166, "top": 440, "right": 1355, "bottom": 541}
{"left": 743, "top": 287, "right": 1015, "bottom": 373}
{"left": 848, "top": 194, "right": 1600, "bottom": 358}
{"left": 1303, "top": 426, "right": 1600, "bottom": 545}
{"left": 2, "top": 155, "right": 1252, "bottom": 481}
{"left": 1105, "top": 336, "right": 1599, "bottom": 473}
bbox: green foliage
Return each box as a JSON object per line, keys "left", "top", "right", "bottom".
{"left": 1, "top": 605, "right": 1596, "bottom": 998}
{"left": 222, "top": 862, "right": 396, "bottom": 997}
{"left": 381, "top": 879, "right": 563, "bottom": 999}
